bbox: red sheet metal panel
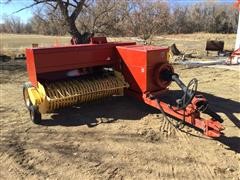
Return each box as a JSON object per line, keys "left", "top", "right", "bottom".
{"left": 116, "top": 45, "right": 169, "bottom": 93}
{"left": 31, "top": 44, "right": 113, "bottom": 73}
{"left": 26, "top": 48, "right": 38, "bottom": 87}
{"left": 25, "top": 42, "right": 135, "bottom": 87}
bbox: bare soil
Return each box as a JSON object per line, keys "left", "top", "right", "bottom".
{"left": 0, "top": 60, "right": 239, "bottom": 180}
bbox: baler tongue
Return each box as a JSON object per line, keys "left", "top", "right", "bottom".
{"left": 204, "top": 120, "right": 224, "bottom": 137}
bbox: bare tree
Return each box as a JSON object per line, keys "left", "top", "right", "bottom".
{"left": 1, "top": 0, "right": 238, "bottom": 36}
{"left": 1, "top": 16, "right": 25, "bottom": 33}
{"left": 76, "top": 0, "right": 127, "bottom": 36}
{"left": 123, "top": 0, "right": 169, "bottom": 42}
{"left": 6, "top": 0, "right": 93, "bottom": 43}
{"left": 30, "top": 7, "right": 67, "bottom": 35}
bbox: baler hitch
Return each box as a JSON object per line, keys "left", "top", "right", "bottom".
{"left": 145, "top": 70, "right": 224, "bottom": 137}
{"left": 162, "top": 69, "right": 223, "bottom": 123}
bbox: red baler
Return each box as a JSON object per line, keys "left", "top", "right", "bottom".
{"left": 23, "top": 37, "right": 224, "bottom": 137}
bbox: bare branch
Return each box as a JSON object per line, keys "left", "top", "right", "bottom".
{"left": 0, "top": 0, "right": 11, "bottom": 4}
{"left": 9, "top": 0, "right": 58, "bottom": 15}
{"left": 56, "top": 0, "right": 69, "bottom": 20}
{"left": 10, "top": 1, "right": 45, "bottom": 15}
{"left": 45, "top": 1, "right": 58, "bottom": 10}
{"left": 63, "top": 0, "right": 77, "bottom": 8}
{"left": 70, "top": 0, "right": 86, "bottom": 20}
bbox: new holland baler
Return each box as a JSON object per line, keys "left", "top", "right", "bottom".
{"left": 23, "top": 37, "right": 224, "bottom": 137}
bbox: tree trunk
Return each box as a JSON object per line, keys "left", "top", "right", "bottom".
{"left": 67, "top": 18, "right": 92, "bottom": 44}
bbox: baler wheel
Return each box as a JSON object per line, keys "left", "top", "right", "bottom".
{"left": 29, "top": 105, "right": 42, "bottom": 124}
{"left": 23, "top": 82, "right": 33, "bottom": 110}
{"left": 23, "top": 82, "right": 42, "bottom": 124}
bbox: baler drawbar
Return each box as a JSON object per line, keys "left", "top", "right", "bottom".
{"left": 23, "top": 37, "right": 224, "bottom": 137}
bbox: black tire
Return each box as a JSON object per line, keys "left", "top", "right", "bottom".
{"left": 23, "top": 82, "right": 33, "bottom": 110}
{"left": 29, "top": 105, "right": 42, "bottom": 124}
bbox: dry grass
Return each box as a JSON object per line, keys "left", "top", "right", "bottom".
{"left": 154, "top": 33, "right": 235, "bottom": 56}
{"left": 0, "top": 33, "right": 236, "bottom": 57}
{"left": 110, "top": 33, "right": 235, "bottom": 57}
{"left": 0, "top": 33, "right": 70, "bottom": 57}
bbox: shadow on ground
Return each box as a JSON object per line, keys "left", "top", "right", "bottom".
{"left": 157, "top": 90, "right": 240, "bottom": 128}
{"left": 157, "top": 90, "right": 240, "bottom": 153}
{"left": 40, "top": 91, "right": 240, "bottom": 153}
{"left": 41, "top": 96, "right": 158, "bottom": 127}
{"left": 0, "top": 59, "right": 26, "bottom": 71}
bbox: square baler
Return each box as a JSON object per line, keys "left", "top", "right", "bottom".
{"left": 23, "top": 37, "right": 224, "bottom": 137}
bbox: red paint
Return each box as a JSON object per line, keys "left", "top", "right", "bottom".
{"left": 234, "top": 0, "right": 240, "bottom": 10}
{"left": 25, "top": 48, "right": 38, "bottom": 87}
{"left": 25, "top": 38, "right": 223, "bottom": 137}
{"left": 26, "top": 42, "right": 135, "bottom": 86}
{"left": 117, "top": 44, "right": 223, "bottom": 137}
{"left": 117, "top": 45, "right": 170, "bottom": 93}
{"left": 90, "top": 37, "right": 107, "bottom": 44}
{"left": 126, "top": 89, "right": 224, "bottom": 137}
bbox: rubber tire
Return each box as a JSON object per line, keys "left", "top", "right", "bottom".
{"left": 29, "top": 105, "right": 42, "bottom": 124}
{"left": 23, "top": 82, "right": 33, "bottom": 110}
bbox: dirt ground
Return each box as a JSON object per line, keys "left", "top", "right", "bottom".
{"left": 0, "top": 59, "right": 239, "bottom": 180}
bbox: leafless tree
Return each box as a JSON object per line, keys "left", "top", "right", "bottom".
{"left": 1, "top": 0, "right": 238, "bottom": 36}
{"left": 29, "top": 7, "right": 67, "bottom": 35}
{"left": 6, "top": 0, "right": 93, "bottom": 43}
{"left": 123, "top": 0, "right": 170, "bottom": 42}
{"left": 1, "top": 16, "right": 25, "bottom": 33}
{"left": 76, "top": 0, "right": 127, "bottom": 36}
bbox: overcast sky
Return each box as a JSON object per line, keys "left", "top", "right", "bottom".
{"left": 0, "top": 0, "right": 236, "bottom": 24}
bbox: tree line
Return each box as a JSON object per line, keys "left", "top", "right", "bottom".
{"left": 0, "top": 0, "right": 238, "bottom": 40}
